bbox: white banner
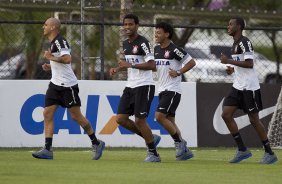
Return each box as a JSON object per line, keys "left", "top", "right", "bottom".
{"left": 0, "top": 80, "right": 197, "bottom": 147}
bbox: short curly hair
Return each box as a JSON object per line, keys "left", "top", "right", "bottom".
{"left": 231, "top": 16, "right": 245, "bottom": 30}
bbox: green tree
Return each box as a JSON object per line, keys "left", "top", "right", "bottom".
{"left": 21, "top": 12, "right": 46, "bottom": 79}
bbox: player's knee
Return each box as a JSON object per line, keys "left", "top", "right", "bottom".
{"left": 116, "top": 115, "right": 126, "bottom": 125}
{"left": 221, "top": 112, "right": 231, "bottom": 122}
{"left": 155, "top": 112, "right": 165, "bottom": 123}
{"left": 247, "top": 113, "right": 260, "bottom": 125}
{"left": 249, "top": 116, "right": 260, "bottom": 128}
{"left": 43, "top": 109, "right": 54, "bottom": 121}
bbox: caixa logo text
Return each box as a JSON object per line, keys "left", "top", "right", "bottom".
{"left": 20, "top": 94, "right": 168, "bottom": 135}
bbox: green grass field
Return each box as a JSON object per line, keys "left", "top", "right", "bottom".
{"left": 0, "top": 148, "right": 281, "bottom": 184}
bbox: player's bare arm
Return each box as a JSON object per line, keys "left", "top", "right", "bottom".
{"left": 42, "top": 63, "right": 51, "bottom": 71}
{"left": 169, "top": 59, "right": 196, "bottom": 78}
{"left": 110, "top": 60, "right": 128, "bottom": 76}
{"left": 118, "top": 60, "right": 131, "bottom": 69}
{"left": 129, "top": 60, "right": 156, "bottom": 71}
{"left": 44, "top": 48, "right": 71, "bottom": 64}
{"left": 220, "top": 53, "right": 253, "bottom": 68}
{"left": 226, "top": 66, "right": 234, "bottom": 75}
{"left": 109, "top": 67, "right": 123, "bottom": 76}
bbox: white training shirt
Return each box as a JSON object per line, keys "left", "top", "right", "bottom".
{"left": 49, "top": 34, "right": 77, "bottom": 87}
{"left": 123, "top": 35, "right": 155, "bottom": 88}
{"left": 231, "top": 36, "right": 260, "bottom": 91}
{"left": 154, "top": 42, "right": 192, "bottom": 94}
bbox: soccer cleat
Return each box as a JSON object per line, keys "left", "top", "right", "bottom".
{"left": 144, "top": 151, "right": 161, "bottom": 162}
{"left": 229, "top": 149, "right": 252, "bottom": 163}
{"left": 176, "top": 148, "right": 194, "bottom": 161}
{"left": 259, "top": 152, "right": 278, "bottom": 164}
{"left": 175, "top": 139, "right": 194, "bottom": 160}
{"left": 153, "top": 134, "right": 161, "bottom": 147}
{"left": 175, "top": 140, "right": 186, "bottom": 158}
{"left": 32, "top": 147, "right": 53, "bottom": 160}
{"left": 92, "top": 140, "right": 105, "bottom": 160}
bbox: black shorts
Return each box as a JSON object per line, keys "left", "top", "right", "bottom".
{"left": 45, "top": 82, "right": 81, "bottom": 108}
{"left": 223, "top": 87, "right": 263, "bottom": 113}
{"left": 117, "top": 85, "right": 155, "bottom": 118}
{"left": 156, "top": 91, "right": 181, "bottom": 117}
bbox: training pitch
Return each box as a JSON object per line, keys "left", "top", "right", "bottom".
{"left": 0, "top": 148, "right": 281, "bottom": 184}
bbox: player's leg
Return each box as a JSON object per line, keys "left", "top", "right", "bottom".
{"left": 222, "top": 88, "right": 248, "bottom": 151}
{"left": 116, "top": 114, "right": 160, "bottom": 146}
{"left": 167, "top": 116, "right": 181, "bottom": 138}
{"left": 116, "top": 87, "right": 143, "bottom": 135}
{"left": 135, "top": 117, "right": 160, "bottom": 162}
{"left": 32, "top": 105, "right": 57, "bottom": 159}
{"left": 221, "top": 88, "right": 252, "bottom": 163}
{"left": 248, "top": 112, "right": 267, "bottom": 140}
{"left": 64, "top": 84, "right": 105, "bottom": 160}
{"left": 116, "top": 114, "right": 141, "bottom": 135}
{"left": 221, "top": 105, "right": 239, "bottom": 134}
{"left": 134, "top": 85, "right": 155, "bottom": 145}
{"left": 166, "top": 115, "right": 193, "bottom": 160}
{"left": 32, "top": 83, "right": 60, "bottom": 159}
{"left": 155, "top": 91, "right": 191, "bottom": 159}
{"left": 243, "top": 89, "right": 277, "bottom": 164}
{"left": 222, "top": 105, "right": 252, "bottom": 163}
{"left": 248, "top": 112, "right": 277, "bottom": 164}
{"left": 155, "top": 91, "right": 181, "bottom": 141}
{"left": 135, "top": 117, "right": 154, "bottom": 144}
{"left": 68, "top": 106, "right": 99, "bottom": 142}
{"left": 155, "top": 112, "right": 179, "bottom": 139}
{"left": 135, "top": 85, "right": 160, "bottom": 162}
{"left": 43, "top": 105, "right": 57, "bottom": 147}
{"left": 68, "top": 106, "right": 105, "bottom": 160}
{"left": 116, "top": 87, "right": 160, "bottom": 146}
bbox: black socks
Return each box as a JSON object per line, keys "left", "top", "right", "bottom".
{"left": 262, "top": 139, "right": 274, "bottom": 155}
{"left": 232, "top": 132, "right": 247, "bottom": 151}
{"left": 171, "top": 132, "right": 181, "bottom": 142}
{"left": 45, "top": 137, "right": 53, "bottom": 151}
{"left": 89, "top": 133, "right": 100, "bottom": 145}
{"left": 147, "top": 142, "right": 158, "bottom": 156}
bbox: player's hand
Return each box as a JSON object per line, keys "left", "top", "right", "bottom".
{"left": 220, "top": 53, "right": 229, "bottom": 64}
{"left": 168, "top": 68, "right": 178, "bottom": 78}
{"left": 42, "top": 63, "right": 51, "bottom": 71}
{"left": 43, "top": 48, "right": 52, "bottom": 60}
{"left": 226, "top": 66, "right": 234, "bottom": 75}
{"left": 109, "top": 68, "right": 118, "bottom": 76}
{"left": 118, "top": 60, "right": 131, "bottom": 69}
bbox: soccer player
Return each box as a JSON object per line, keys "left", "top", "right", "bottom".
{"left": 32, "top": 18, "right": 105, "bottom": 160}
{"left": 110, "top": 14, "right": 161, "bottom": 162}
{"left": 220, "top": 16, "right": 278, "bottom": 164}
{"left": 154, "top": 22, "right": 196, "bottom": 160}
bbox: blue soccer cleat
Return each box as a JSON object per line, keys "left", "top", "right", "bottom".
{"left": 32, "top": 147, "right": 53, "bottom": 160}
{"left": 175, "top": 139, "right": 194, "bottom": 161}
{"left": 144, "top": 151, "right": 161, "bottom": 162}
{"left": 259, "top": 152, "right": 278, "bottom": 164}
{"left": 176, "top": 148, "right": 194, "bottom": 161}
{"left": 92, "top": 140, "right": 105, "bottom": 160}
{"left": 229, "top": 149, "right": 252, "bottom": 163}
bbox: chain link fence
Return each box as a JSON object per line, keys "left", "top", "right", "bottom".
{"left": 0, "top": 0, "right": 281, "bottom": 83}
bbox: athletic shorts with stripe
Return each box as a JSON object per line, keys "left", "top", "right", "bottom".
{"left": 156, "top": 91, "right": 181, "bottom": 117}
{"left": 117, "top": 85, "right": 155, "bottom": 118}
{"left": 223, "top": 87, "right": 263, "bottom": 113}
{"left": 45, "top": 82, "right": 81, "bottom": 108}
